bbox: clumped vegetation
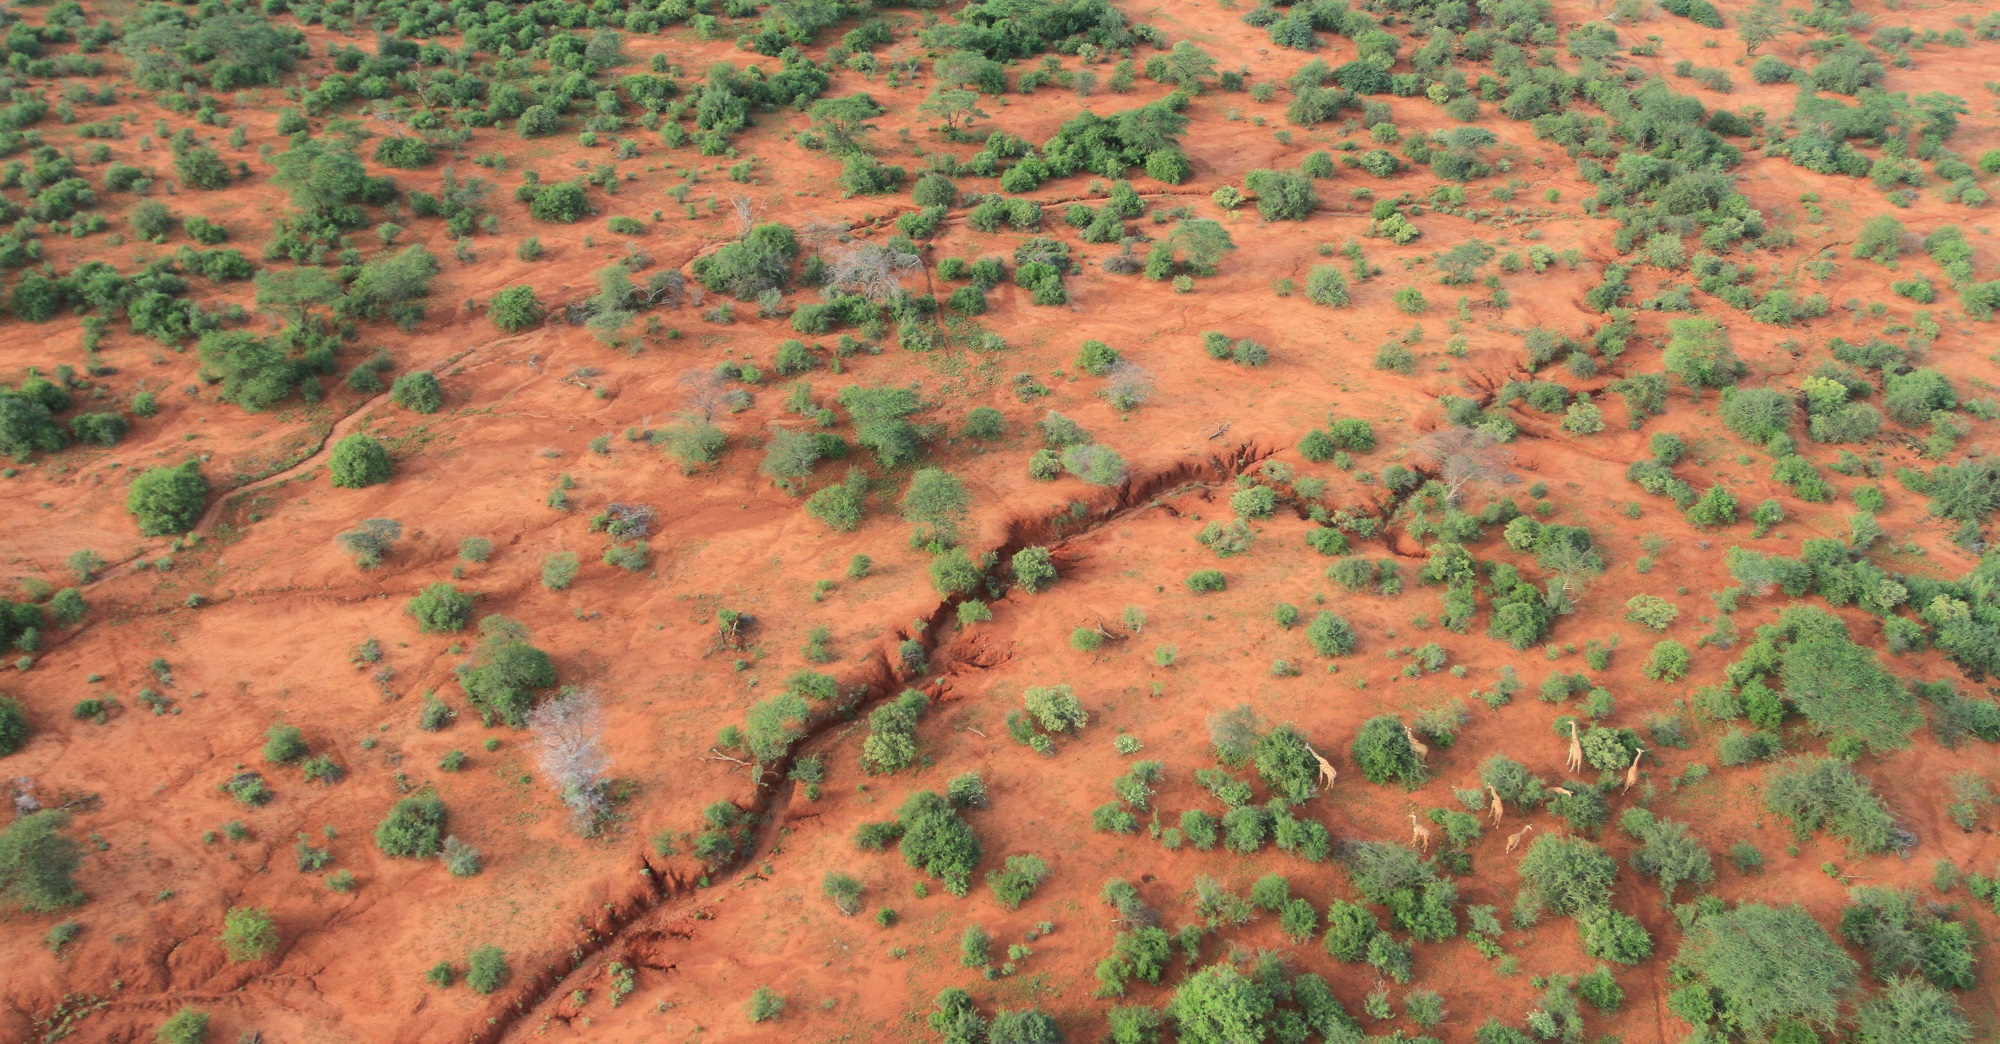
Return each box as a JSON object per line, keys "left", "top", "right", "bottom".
{"left": 8, "top": 0, "right": 2000, "bottom": 1033}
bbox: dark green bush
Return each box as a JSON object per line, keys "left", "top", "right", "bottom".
{"left": 1679, "top": 903, "right": 1855, "bottom": 1040}
{"left": 406, "top": 583, "right": 474, "bottom": 633}
{"left": 488, "top": 285, "right": 545, "bottom": 332}
{"left": 391, "top": 371, "right": 443, "bottom": 413}
{"left": 126, "top": 460, "right": 209, "bottom": 535}
{"left": 375, "top": 792, "right": 447, "bottom": 857}
{"left": 1351, "top": 716, "right": 1424, "bottom": 786}
{"left": 897, "top": 790, "right": 981, "bottom": 896}
{"left": 329, "top": 434, "right": 393, "bottom": 488}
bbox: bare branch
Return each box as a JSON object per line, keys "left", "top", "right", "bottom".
{"left": 1411, "top": 427, "right": 1516, "bottom": 504}
{"left": 528, "top": 687, "right": 611, "bottom": 835}
{"left": 823, "top": 243, "right": 921, "bottom": 305}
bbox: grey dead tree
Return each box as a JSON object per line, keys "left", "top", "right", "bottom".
{"left": 1412, "top": 427, "right": 1516, "bottom": 504}
{"left": 678, "top": 368, "right": 740, "bottom": 422}
{"left": 824, "top": 243, "right": 920, "bottom": 305}
{"left": 528, "top": 687, "right": 611, "bottom": 835}
{"left": 796, "top": 216, "right": 849, "bottom": 252}
{"left": 1102, "top": 360, "right": 1154, "bottom": 412}
{"left": 730, "top": 196, "right": 763, "bottom": 237}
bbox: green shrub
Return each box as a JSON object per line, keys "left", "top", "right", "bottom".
{"left": 488, "top": 285, "right": 546, "bottom": 332}
{"left": 1839, "top": 887, "right": 1976, "bottom": 989}
{"left": 1012, "top": 546, "right": 1057, "bottom": 592}
{"left": 375, "top": 792, "right": 448, "bottom": 858}
{"left": 929, "top": 547, "right": 984, "bottom": 596}
{"left": 1306, "top": 611, "right": 1356, "bottom": 656}
{"left": 1764, "top": 757, "right": 1893, "bottom": 853}
{"left": 1305, "top": 264, "right": 1349, "bottom": 306}
{"left": 528, "top": 180, "right": 590, "bottom": 222}
{"left": 986, "top": 854, "right": 1050, "bottom": 909}
{"left": 406, "top": 583, "right": 473, "bottom": 633}
{"left": 0, "top": 810, "right": 81, "bottom": 911}
{"left": 1678, "top": 903, "right": 1856, "bottom": 1040}
{"left": 0, "top": 696, "right": 27, "bottom": 755}
{"left": 1662, "top": 317, "right": 1743, "bottom": 391}
{"left": 1712, "top": 386, "right": 1792, "bottom": 438}
{"left": 1023, "top": 685, "right": 1088, "bottom": 733}
{"left": 68, "top": 412, "right": 128, "bottom": 446}
{"left": 1643, "top": 640, "right": 1690, "bottom": 681}
{"left": 1062, "top": 443, "right": 1127, "bottom": 485}
{"left": 1686, "top": 484, "right": 1737, "bottom": 528}
{"left": 860, "top": 690, "right": 927, "bottom": 774}
{"left": 374, "top": 136, "right": 434, "bottom": 168}
{"left": 262, "top": 725, "right": 307, "bottom": 764}
{"left": 1077, "top": 339, "right": 1120, "bottom": 376}
{"left": 1351, "top": 716, "right": 1425, "bottom": 786}
{"left": 1186, "top": 569, "right": 1225, "bottom": 593}
{"left": 1516, "top": 834, "right": 1617, "bottom": 918}
{"left": 329, "top": 434, "right": 393, "bottom": 488}
{"left": 897, "top": 790, "right": 981, "bottom": 896}
{"left": 126, "top": 460, "right": 209, "bottom": 535}
{"left": 1579, "top": 908, "right": 1653, "bottom": 964}
{"left": 459, "top": 634, "right": 556, "bottom": 726}
{"left": 541, "top": 552, "right": 580, "bottom": 590}
{"left": 1781, "top": 631, "right": 1920, "bottom": 754}
{"left": 390, "top": 371, "right": 442, "bottom": 413}
{"left": 1854, "top": 978, "right": 1972, "bottom": 1044}
{"left": 156, "top": 1007, "right": 209, "bottom": 1044}
{"left": 466, "top": 945, "right": 508, "bottom": 994}
{"left": 219, "top": 906, "right": 277, "bottom": 962}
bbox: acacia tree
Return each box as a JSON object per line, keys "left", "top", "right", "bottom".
{"left": 1678, "top": 903, "right": 1856, "bottom": 1039}
{"left": 808, "top": 94, "right": 885, "bottom": 153}
{"left": 920, "top": 89, "right": 988, "bottom": 137}
{"left": 1737, "top": 0, "right": 1784, "bottom": 54}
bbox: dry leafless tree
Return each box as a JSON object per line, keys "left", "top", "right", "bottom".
{"left": 1412, "top": 427, "right": 1516, "bottom": 504}
{"left": 824, "top": 242, "right": 920, "bottom": 304}
{"left": 528, "top": 687, "right": 611, "bottom": 836}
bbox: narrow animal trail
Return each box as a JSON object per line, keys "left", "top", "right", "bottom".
{"left": 472, "top": 440, "right": 1278, "bottom": 1042}
{"left": 64, "top": 332, "right": 542, "bottom": 602}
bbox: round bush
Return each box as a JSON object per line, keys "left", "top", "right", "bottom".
{"left": 1012, "top": 546, "right": 1056, "bottom": 593}
{"left": 488, "top": 285, "right": 546, "bottom": 332}
{"left": 962, "top": 406, "right": 1003, "bottom": 440}
{"left": 1351, "top": 715, "right": 1424, "bottom": 786}
{"left": 126, "top": 460, "right": 209, "bottom": 535}
{"left": 1306, "top": 611, "right": 1356, "bottom": 656}
{"left": 329, "top": 434, "right": 393, "bottom": 488}
{"left": 156, "top": 1006, "right": 210, "bottom": 1044}
{"left": 376, "top": 792, "right": 449, "bottom": 857}
{"left": 528, "top": 181, "right": 589, "bottom": 222}
{"left": 0, "top": 695, "right": 28, "bottom": 755}
{"left": 406, "top": 582, "right": 473, "bottom": 633}
{"left": 390, "top": 371, "right": 443, "bottom": 413}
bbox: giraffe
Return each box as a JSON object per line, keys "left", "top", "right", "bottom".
{"left": 1506, "top": 823, "right": 1535, "bottom": 853}
{"left": 1307, "top": 746, "right": 1338, "bottom": 791}
{"left": 1565, "top": 721, "right": 1583, "bottom": 774}
{"left": 1409, "top": 812, "right": 1433, "bottom": 853}
{"left": 1485, "top": 783, "right": 1505, "bottom": 825}
{"left": 1624, "top": 747, "right": 1646, "bottom": 792}
{"left": 1404, "top": 725, "right": 1430, "bottom": 761}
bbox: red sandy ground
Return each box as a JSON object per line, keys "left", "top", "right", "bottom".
{"left": 1, "top": 0, "right": 1998, "bottom": 1040}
